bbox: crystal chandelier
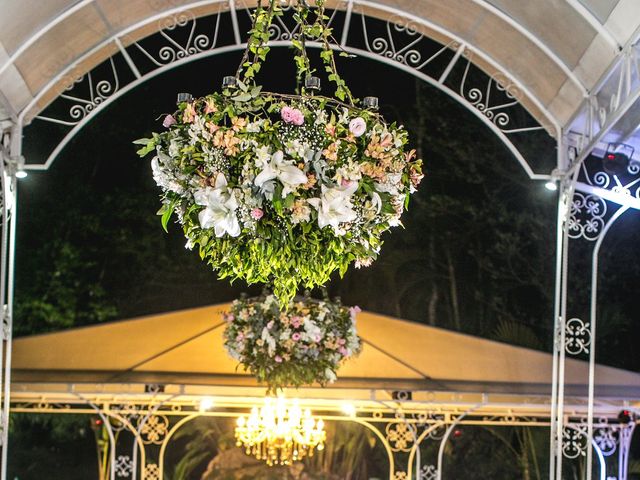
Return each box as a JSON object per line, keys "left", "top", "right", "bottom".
{"left": 235, "top": 397, "right": 326, "bottom": 466}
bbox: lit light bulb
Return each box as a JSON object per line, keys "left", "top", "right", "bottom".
{"left": 199, "top": 397, "right": 214, "bottom": 411}
{"left": 341, "top": 402, "right": 356, "bottom": 417}
{"left": 545, "top": 180, "right": 558, "bottom": 191}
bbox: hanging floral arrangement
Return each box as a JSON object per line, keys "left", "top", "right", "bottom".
{"left": 135, "top": 0, "right": 423, "bottom": 303}
{"left": 223, "top": 293, "right": 361, "bottom": 391}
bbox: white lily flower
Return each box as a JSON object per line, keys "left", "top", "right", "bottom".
{"left": 151, "top": 152, "right": 185, "bottom": 194}
{"left": 303, "top": 317, "right": 322, "bottom": 342}
{"left": 261, "top": 327, "right": 277, "bottom": 355}
{"left": 254, "top": 145, "right": 272, "bottom": 166}
{"left": 307, "top": 182, "right": 359, "bottom": 235}
{"left": 254, "top": 150, "right": 307, "bottom": 198}
{"left": 194, "top": 174, "right": 241, "bottom": 237}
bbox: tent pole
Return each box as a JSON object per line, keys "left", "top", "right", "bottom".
{"left": 0, "top": 122, "right": 19, "bottom": 480}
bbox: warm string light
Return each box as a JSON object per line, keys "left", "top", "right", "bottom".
{"left": 235, "top": 396, "right": 326, "bottom": 466}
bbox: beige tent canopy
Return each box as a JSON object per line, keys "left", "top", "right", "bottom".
{"left": 11, "top": 306, "right": 640, "bottom": 480}
{"left": 11, "top": 304, "right": 640, "bottom": 405}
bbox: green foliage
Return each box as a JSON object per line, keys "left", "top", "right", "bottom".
{"left": 492, "top": 319, "right": 543, "bottom": 350}
{"left": 8, "top": 414, "right": 98, "bottom": 480}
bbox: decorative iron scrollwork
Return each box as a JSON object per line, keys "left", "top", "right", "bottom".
{"left": 568, "top": 193, "right": 607, "bottom": 241}
{"left": 565, "top": 317, "right": 591, "bottom": 355}
{"left": 386, "top": 421, "right": 416, "bottom": 452}
{"left": 562, "top": 425, "right": 588, "bottom": 459}
{"left": 115, "top": 455, "right": 134, "bottom": 478}
{"left": 420, "top": 465, "right": 438, "bottom": 480}
{"left": 138, "top": 414, "right": 169, "bottom": 445}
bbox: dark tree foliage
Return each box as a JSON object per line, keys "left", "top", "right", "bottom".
{"left": 8, "top": 414, "right": 98, "bottom": 480}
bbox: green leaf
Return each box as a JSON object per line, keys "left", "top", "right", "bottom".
{"left": 134, "top": 137, "right": 157, "bottom": 157}
{"left": 159, "top": 199, "right": 177, "bottom": 233}
{"left": 233, "top": 93, "right": 253, "bottom": 102}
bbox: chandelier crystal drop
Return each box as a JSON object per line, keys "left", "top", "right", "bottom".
{"left": 235, "top": 397, "right": 326, "bottom": 466}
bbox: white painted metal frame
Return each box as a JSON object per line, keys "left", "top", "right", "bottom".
{"left": 0, "top": 2, "right": 639, "bottom": 480}
{"left": 8, "top": 392, "right": 638, "bottom": 480}
{"left": 0, "top": 125, "right": 18, "bottom": 480}
{"left": 548, "top": 148, "right": 640, "bottom": 479}
{"left": 566, "top": 34, "right": 640, "bottom": 166}
{"left": 18, "top": 0, "right": 559, "bottom": 182}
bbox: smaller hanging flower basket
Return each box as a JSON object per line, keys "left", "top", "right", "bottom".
{"left": 223, "top": 294, "right": 361, "bottom": 391}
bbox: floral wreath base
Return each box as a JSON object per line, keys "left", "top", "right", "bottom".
{"left": 223, "top": 293, "right": 361, "bottom": 391}
{"left": 137, "top": 86, "right": 422, "bottom": 303}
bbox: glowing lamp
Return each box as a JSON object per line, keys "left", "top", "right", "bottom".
{"left": 603, "top": 143, "right": 634, "bottom": 176}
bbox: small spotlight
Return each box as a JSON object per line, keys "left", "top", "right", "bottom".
{"left": 199, "top": 397, "right": 214, "bottom": 412}
{"left": 341, "top": 402, "right": 356, "bottom": 417}
{"left": 618, "top": 409, "right": 635, "bottom": 424}
{"left": 15, "top": 170, "right": 27, "bottom": 179}
{"left": 603, "top": 143, "right": 634, "bottom": 176}
{"left": 544, "top": 180, "right": 557, "bottom": 191}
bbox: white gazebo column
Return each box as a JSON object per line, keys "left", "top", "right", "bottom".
{"left": 0, "top": 121, "right": 19, "bottom": 480}
{"left": 550, "top": 134, "right": 640, "bottom": 479}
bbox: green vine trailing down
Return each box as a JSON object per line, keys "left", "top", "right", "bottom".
{"left": 135, "top": 0, "right": 423, "bottom": 304}
{"left": 239, "top": 0, "right": 354, "bottom": 102}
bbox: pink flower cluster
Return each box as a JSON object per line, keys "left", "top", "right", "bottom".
{"left": 281, "top": 106, "right": 305, "bottom": 126}
{"left": 162, "top": 114, "right": 176, "bottom": 128}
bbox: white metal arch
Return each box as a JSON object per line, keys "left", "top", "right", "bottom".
{"left": 6, "top": 0, "right": 637, "bottom": 132}
{"left": 18, "top": 2, "right": 559, "bottom": 182}
{"left": 0, "top": 0, "right": 593, "bottom": 96}
{"left": 26, "top": 41, "right": 553, "bottom": 180}
{"left": 2, "top": 0, "right": 566, "bottom": 129}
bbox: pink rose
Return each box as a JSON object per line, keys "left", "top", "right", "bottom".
{"left": 349, "top": 117, "right": 366, "bottom": 137}
{"left": 162, "top": 114, "right": 176, "bottom": 128}
{"left": 349, "top": 305, "right": 361, "bottom": 320}
{"left": 338, "top": 346, "right": 348, "bottom": 356}
{"left": 225, "top": 314, "right": 235, "bottom": 323}
{"left": 291, "top": 316, "right": 302, "bottom": 328}
{"left": 281, "top": 106, "right": 294, "bottom": 123}
{"left": 291, "top": 109, "right": 304, "bottom": 126}
{"left": 275, "top": 355, "right": 283, "bottom": 363}
{"left": 281, "top": 106, "right": 304, "bottom": 125}
{"left": 250, "top": 208, "right": 264, "bottom": 220}
{"left": 292, "top": 332, "right": 301, "bottom": 341}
